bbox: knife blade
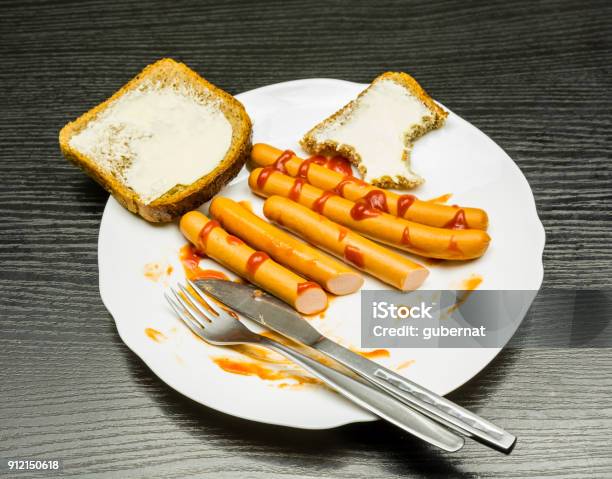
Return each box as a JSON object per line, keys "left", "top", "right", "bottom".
{"left": 195, "top": 279, "right": 516, "bottom": 453}
{"left": 195, "top": 279, "right": 324, "bottom": 345}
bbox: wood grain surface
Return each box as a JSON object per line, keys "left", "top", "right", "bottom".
{"left": 1, "top": 0, "right": 611, "bottom": 477}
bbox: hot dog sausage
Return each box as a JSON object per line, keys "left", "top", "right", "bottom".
{"left": 251, "top": 143, "right": 488, "bottom": 230}
{"left": 263, "top": 196, "right": 429, "bottom": 290}
{"left": 249, "top": 168, "right": 490, "bottom": 260}
{"left": 209, "top": 197, "right": 363, "bottom": 295}
{"left": 179, "top": 210, "right": 328, "bottom": 314}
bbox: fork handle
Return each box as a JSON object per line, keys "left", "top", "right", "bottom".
{"left": 315, "top": 338, "right": 517, "bottom": 452}
{"left": 259, "top": 337, "right": 464, "bottom": 452}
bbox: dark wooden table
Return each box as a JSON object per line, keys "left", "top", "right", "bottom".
{"left": 1, "top": 0, "right": 611, "bottom": 477}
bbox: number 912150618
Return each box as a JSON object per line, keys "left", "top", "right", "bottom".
{"left": 4, "top": 459, "right": 62, "bottom": 472}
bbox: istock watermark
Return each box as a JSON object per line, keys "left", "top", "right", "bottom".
{"left": 361, "top": 290, "right": 537, "bottom": 348}
{"left": 371, "top": 301, "right": 437, "bottom": 320}
{"left": 361, "top": 289, "right": 612, "bottom": 348}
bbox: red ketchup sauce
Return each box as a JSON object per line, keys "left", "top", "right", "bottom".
{"left": 296, "top": 281, "right": 321, "bottom": 295}
{"left": 444, "top": 209, "right": 468, "bottom": 230}
{"left": 357, "top": 348, "right": 390, "bottom": 359}
{"left": 350, "top": 201, "right": 381, "bottom": 220}
{"left": 297, "top": 155, "right": 326, "bottom": 179}
{"left": 145, "top": 328, "right": 167, "bottom": 343}
{"left": 246, "top": 251, "right": 269, "bottom": 276}
{"left": 333, "top": 175, "right": 367, "bottom": 195}
{"left": 198, "top": 220, "right": 220, "bottom": 251}
{"left": 256, "top": 166, "right": 276, "bottom": 189}
{"left": 272, "top": 150, "right": 295, "bottom": 173}
{"left": 179, "top": 244, "right": 229, "bottom": 281}
{"left": 196, "top": 270, "right": 229, "bottom": 280}
{"left": 226, "top": 235, "right": 244, "bottom": 246}
{"left": 448, "top": 236, "right": 462, "bottom": 255}
{"left": 337, "top": 226, "right": 349, "bottom": 242}
{"left": 289, "top": 178, "right": 306, "bottom": 201}
{"left": 397, "top": 194, "right": 416, "bottom": 217}
{"left": 312, "top": 191, "right": 335, "bottom": 214}
{"left": 325, "top": 156, "right": 353, "bottom": 176}
{"left": 362, "top": 190, "right": 389, "bottom": 213}
{"left": 179, "top": 244, "right": 205, "bottom": 275}
{"left": 344, "top": 245, "right": 365, "bottom": 268}
{"left": 400, "top": 226, "right": 412, "bottom": 246}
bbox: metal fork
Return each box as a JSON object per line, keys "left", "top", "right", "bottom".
{"left": 165, "top": 282, "right": 464, "bottom": 452}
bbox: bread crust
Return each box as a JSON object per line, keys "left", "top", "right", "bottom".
{"left": 300, "top": 72, "right": 447, "bottom": 190}
{"left": 59, "top": 58, "right": 252, "bottom": 222}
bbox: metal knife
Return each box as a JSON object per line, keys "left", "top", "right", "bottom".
{"left": 195, "top": 279, "right": 516, "bottom": 453}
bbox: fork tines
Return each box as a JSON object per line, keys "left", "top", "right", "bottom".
{"left": 165, "top": 282, "right": 219, "bottom": 336}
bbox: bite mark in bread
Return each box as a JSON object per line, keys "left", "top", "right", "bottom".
{"left": 301, "top": 72, "right": 447, "bottom": 189}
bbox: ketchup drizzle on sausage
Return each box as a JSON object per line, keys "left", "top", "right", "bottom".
{"left": 333, "top": 175, "right": 367, "bottom": 195}
{"left": 246, "top": 251, "right": 269, "bottom": 276}
{"left": 344, "top": 245, "right": 365, "bottom": 268}
{"left": 350, "top": 201, "right": 381, "bottom": 220}
{"left": 400, "top": 226, "right": 412, "bottom": 246}
{"left": 325, "top": 156, "right": 353, "bottom": 176}
{"left": 289, "top": 178, "right": 306, "bottom": 201}
{"left": 273, "top": 150, "right": 295, "bottom": 173}
{"left": 362, "top": 190, "right": 389, "bottom": 212}
{"left": 256, "top": 167, "right": 276, "bottom": 189}
{"left": 226, "top": 235, "right": 244, "bottom": 246}
{"left": 444, "top": 209, "right": 468, "bottom": 230}
{"left": 448, "top": 236, "right": 463, "bottom": 255}
{"left": 297, "top": 155, "right": 326, "bottom": 179}
{"left": 397, "top": 194, "right": 416, "bottom": 217}
{"left": 312, "top": 191, "right": 335, "bottom": 214}
{"left": 198, "top": 220, "right": 220, "bottom": 251}
{"left": 296, "top": 281, "right": 321, "bottom": 295}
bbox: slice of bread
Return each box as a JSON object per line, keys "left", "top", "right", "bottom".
{"left": 301, "top": 72, "right": 447, "bottom": 189}
{"left": 59, "top": 58, "right": 252, "bottom": 222}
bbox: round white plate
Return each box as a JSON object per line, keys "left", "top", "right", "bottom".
{"left": 98, "top": 79, "right": 545, "bottom": 429}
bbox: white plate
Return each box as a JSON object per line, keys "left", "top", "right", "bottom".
{"left": 98, "top": 79, "right": 545, "bottom": 429}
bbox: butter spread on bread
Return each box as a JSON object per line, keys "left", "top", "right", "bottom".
{"left": 301, "top": 72, "right": 447, "bottom": 189}
{"left": 60, "top": 58, "right": 252, "bottom": 222}
{"left": 70, "top": 85, "right": 233, "bottom": 205}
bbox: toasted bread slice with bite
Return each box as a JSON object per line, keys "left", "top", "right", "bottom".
{"left": 301, "top": 72, "right": 447, "bottom": 189}
{"left": 59, "top": 58, "right": 252, "bottom": 222}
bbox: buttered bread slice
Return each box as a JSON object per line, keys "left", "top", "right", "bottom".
{"left": 301, "top": 72, "right": 447, "bottom": 189}
{"left": 60, "top": 58, "right": 251, "bottom": 222}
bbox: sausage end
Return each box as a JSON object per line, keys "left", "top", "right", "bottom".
{"left": 251, "top": 143, "right": 281, "bottom": 167}
{"left": 294, "top": 288, "right": 328, "bottom": 315}
{"left": 180, "top": 210, "right": 209, "bottom": 246}
{"left": 399, "top": 268, "right": 430, "bottom": 291}
{"left": 326, "top": 272, "right": 364, "bottom": 295}
{"left": 248, "top": 168, "right": 261, "bottom": 192}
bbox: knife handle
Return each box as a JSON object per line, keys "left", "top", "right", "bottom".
{"left": 315, "top": 338, "right": 515, "bottom": 452}
{"left": 259, "top": 337, "right": 464, "bottom": 452}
